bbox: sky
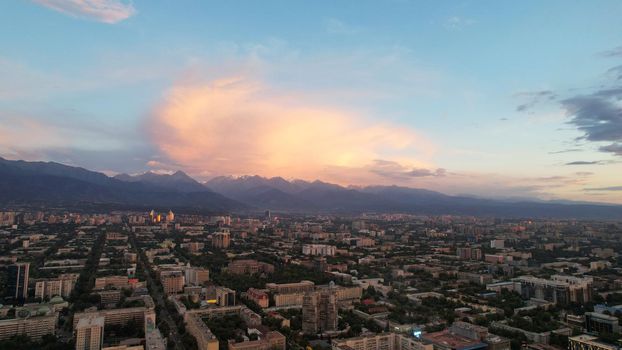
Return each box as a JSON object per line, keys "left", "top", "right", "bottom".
{"left": 1, "top": 1, "right": 622, "bottom": 203}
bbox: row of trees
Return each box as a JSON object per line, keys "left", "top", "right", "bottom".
{"left": 69, "top": 230, "right": 107, "bottom": 311}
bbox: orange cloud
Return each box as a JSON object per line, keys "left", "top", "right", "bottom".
{"left": 149, "top": 77, "right": 436, "bottom": 182}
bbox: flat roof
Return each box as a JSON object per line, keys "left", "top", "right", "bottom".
{"left": 423, "top": 330, "right": 487, "bottom": 350}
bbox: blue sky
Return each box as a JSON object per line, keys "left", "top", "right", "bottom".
{"left": 1, "top": 0, "right": 622, "bottom": 203}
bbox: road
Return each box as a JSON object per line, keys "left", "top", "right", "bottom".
{"left": 128, "top": 230, "right": 186, "bottom": 350}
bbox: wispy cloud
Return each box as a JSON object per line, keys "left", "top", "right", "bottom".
{"left": 443, "top": 16, "right": 476, "bottom": 31}
{"left": 565, "top": 160, "right": 603, "bottom": 165}
{"left": 548, "top": 148, "right": 581, "bottom": 154}
{"left": 32, "top": 0, "right": 135, "bottom": 24}
{"left": 599, "top": 46, "right": 622, "bottom": 58}
{"left": 585, "top": 186, "right": 622, "bottom": 192}
{"left": 368, "top": 159, "right": 446, "bottom": 180}
{"left": 514, "top": 90, "right": 557, "bottom": 112}
{"left": 323, "top": 18, "right": 360, "bottom": 35}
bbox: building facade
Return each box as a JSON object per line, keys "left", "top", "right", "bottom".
{"left": 75, "top": 316, "right": 105, "bottom": 350}
{"left": 8, "top": 263, "right": 30, "bottom": 300}
{"left": 302, "top": 289, "right": 337, "bottom": 334}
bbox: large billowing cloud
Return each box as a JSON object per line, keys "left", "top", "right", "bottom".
{"left": 32, "top": 0, "right": 135, "bottom": 24}
{"left": 146, "top": 77, "right": 613, "bottom": 202}
{"left": 149, "top": 77, "right": 436, "bottom": 183}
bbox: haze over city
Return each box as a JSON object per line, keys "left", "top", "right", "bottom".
{"left": 1, "top": 1, "right": 622, "bottom": 203}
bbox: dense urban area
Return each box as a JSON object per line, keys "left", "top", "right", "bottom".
{"left": 0, "top": 210, "right": 620, "bottom": 350}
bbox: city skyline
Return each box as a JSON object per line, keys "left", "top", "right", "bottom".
{"left": 1, "top": 1, "right": 622, "bottom": 203}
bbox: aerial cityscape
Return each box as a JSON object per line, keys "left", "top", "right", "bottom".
{"left": 1, "top": 1, "right": 622, "bottom": 350}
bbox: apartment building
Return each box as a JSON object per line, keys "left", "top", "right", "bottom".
{"left": 332, "top": 333, "right": 433, "bottom": 350}
{"left": 94, "top": 276, "right": 130, "bottom": 290}
{"left": 585, "top": 312, "right": 620, "bottom": 334}
{"left": 160, "top": 271, "right": 185, "bottom": 295}
{"left": 266, "top": 281, "right": 315, "bottom": 294}
{"left": 0, "top": 314, "right": 57, "bottom": 341}
{"left": 456, "top": 247, "right": 482, "bottom": 261}
{"left": 568, "top": 335, "right": 618, "bottom": 350}
{"left": 35, "top": 273, "right": 79, "bottom": 299}
{"left": 185, "top": 313, "right": 219, "bottom": 350}
{"left": 302, "top": 244, "right": 336, "bottom": 256}
{"left": 302, "top": 289, "right": 337, "bottom": 334}
{"left": 246, "top": 288, "right": 269, "bottom": 308}
{"left": 75, "top": 316, "right": 104, "bottom": 350}
{"left": 227, "top": 260, "right": 275, "bottom": 275}
{"left": 228, "top": 331, "right": 286, "bottom": 350}
{"left": 513, "top": 275, "right": 592, "bottom": 304}
{"left": 212, "top": 232, "right": 231, "bottom": 249}
{"left": 74, "top": 307, "right": 149, "bottom": 329}
{"left": 8, "top": 263, "right": 30, "bottom": 299}
{"left": 185, "top": 266, "right": 210, "bottom": 286}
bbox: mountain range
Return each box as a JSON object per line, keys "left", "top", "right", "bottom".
{"left": 0, "top": 157, "right": 239, "bottom": 212}
{"left": 1, "top": 157, "right": 621, "bottom": 219}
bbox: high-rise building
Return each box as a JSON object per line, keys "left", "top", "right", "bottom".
{"left": 160, "top": 271, "right": 185, "bottom": 295}
{"left": 8, "top": 263, "right": 30, "bottom": 300}
{"left": 302, "top": 287, "right": 337, "bottom": 334}
{"left": 490, "top": 240, "right": 505, "bottom": 249}
{"left": 319, "top": 288, "right": 338, "bottom": 332}
{"left": 216, "top": 287, "right": 236, "bottom": 306}
{"left": 184, "top": 266, "right": 210, "bottom": 286}
{"left": 212, "top": 231, "right": 231, "bottom": 249}
{"left": 302, "top": 292, "right": 318, "bottom": 334}
{"left": 513, "top": 275, "right": 592, "bottom": 305}
{"left": 456, "top": 247, "right": 482, "bottom": 261}
{"left": 75, "top": 316, "right": 105, "bottom": 350}
{"left": 35, "top": 273, "right": 79, "bottom": 299}
{"left": 166, "top": 210, "right": 175, "bottom": 222}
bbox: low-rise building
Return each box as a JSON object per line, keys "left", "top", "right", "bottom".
{"left": 246, "top": 288, "right": 269, "bottom": 308}
{"left": 333, "top": 333, "right": 433, "bottom": 350}
{"left": 585, "top": 312, "right": 620, "bottom": 334}
{"left": 228, "top": 331, "right": 286, "bottom": 350}
{"left": 186, "top": 313, "right": 219, "bottom": 350}
{"left": 568, "top": 335, "right": 618, "bottom": 350}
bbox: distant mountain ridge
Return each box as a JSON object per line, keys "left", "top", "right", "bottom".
{"left": 1, "top": 157, "right": 622, "bottom": 219}
{"left": 0, "top": 157, "right": 242, "bottom": 212}
{"left": 114, "top": 171, "right": 208, "bottom": 193}
{"left": 205, "top": 175, "right": 622, "bottom": 219}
